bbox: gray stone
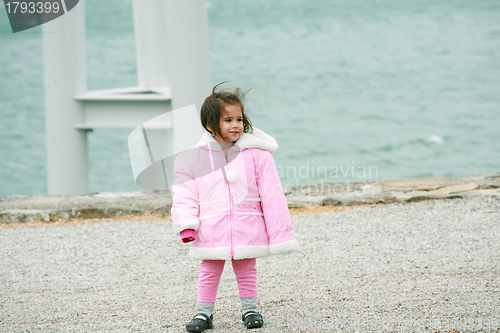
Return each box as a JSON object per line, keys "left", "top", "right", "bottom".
{"left": 0, "top": 173, "right": 498, "bottom": 224}
{"left": 0, "top": 190, "right": 172, "bottom": 224}
{"left": 285, "top": 172, "right": 499, "bottom": 207}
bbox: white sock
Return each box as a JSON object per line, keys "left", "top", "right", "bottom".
{"left": 241, "top": 297, "right": 258, "bottom": 314}
{"left": 197, "top": 302, "right": 214, "bottom": 316}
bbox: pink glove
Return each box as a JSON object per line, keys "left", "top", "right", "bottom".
{"left": 180, "top": 229, "right": 196, "bottom": 243}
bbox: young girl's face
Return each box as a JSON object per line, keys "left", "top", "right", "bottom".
{"left": 214, "top": 103, "right": 243, "bottom": 143}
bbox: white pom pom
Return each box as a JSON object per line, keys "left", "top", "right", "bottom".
{"left": 226, "top": 169, "right": 238, "bottom": 182}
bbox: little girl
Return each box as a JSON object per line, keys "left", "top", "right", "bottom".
{"left": 171, "top": 83, "right": 299, "bottom": 332}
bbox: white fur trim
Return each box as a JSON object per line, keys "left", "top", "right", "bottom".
{"left": 234, "top": 127, "right": 278, "bottom": 153}
{"left": 172, "top": 218, "right": 199, "bottom": 234}
{"left": 233, "top": 245, "right": 270, "bottom": 259}
{"left": 269, "top": 240, "right": 300, "bottom": 255}
{"left": 199, "top": 128, "right": 278, "bottom": 153}
{"left": 190, "top": 246, "right": 231, "bottom": 260}
{"left": 202, "top": 131, "right": 223, "bottom": 151}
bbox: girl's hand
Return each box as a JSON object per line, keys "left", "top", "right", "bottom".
{"left": 182, "top": 236, "right": 195, "bottom": 243}
{"left": 181, "top": 229, "right": 196, "bottom": 243}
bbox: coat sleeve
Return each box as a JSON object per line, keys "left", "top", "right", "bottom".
{"left": 255, "top": 150, "right": 299, "bottom": 255}
{"left": 170, "top": 152, "right": 200, "bottom": 235}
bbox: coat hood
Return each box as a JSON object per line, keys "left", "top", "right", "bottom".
{"left": 197, "top": 127, "right": 278, "bottom": 153}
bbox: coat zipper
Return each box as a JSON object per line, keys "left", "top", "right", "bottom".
{"left": 225, "top": 151, "right": 234, "bottom": 258}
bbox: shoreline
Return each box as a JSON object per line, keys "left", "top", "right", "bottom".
{"left": 0, "top": 204, "right": 368, "bottom": 228}
{"left": 1, "top": 172, "right": 499, "bottom": 225}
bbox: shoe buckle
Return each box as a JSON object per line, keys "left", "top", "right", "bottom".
{"left": 194, "top": 315, "right": 207, "bottom": 321}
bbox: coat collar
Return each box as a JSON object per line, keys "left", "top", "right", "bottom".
{"left": 198, "top": 127, "right": 278, "bottom": 153}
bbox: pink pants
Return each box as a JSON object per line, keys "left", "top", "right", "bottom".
{"left": 197, "top": 258, "right": 258, "bottom": 303}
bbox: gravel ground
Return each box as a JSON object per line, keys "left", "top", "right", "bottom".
{"left": 1, "top": 197, "right": 499, "bottom": 332}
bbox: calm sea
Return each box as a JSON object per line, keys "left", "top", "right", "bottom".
{"left": 1, "top": 0, "right": 499, "bottom": 196}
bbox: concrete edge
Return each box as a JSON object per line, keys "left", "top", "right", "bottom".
{"left": 1, "top": 173, "right": 498, "bottom": 224}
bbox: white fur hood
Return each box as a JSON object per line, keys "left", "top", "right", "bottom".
{"left": 198, "top": 127, "right": 278, "bottom": 153}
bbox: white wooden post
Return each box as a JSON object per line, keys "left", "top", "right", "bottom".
{"left": 43, "top": 0, "right": 210, "bottom": 194}
{"left": 164, "top": 1, "right": 211, "bottom": 154}
{"left": 131, "top": 0, "right": 208, "bottom": 190}
{"left": 133, "top": 0, "right": 210, "bottom": 153}
{"left": 42, "top": 2, "right": 88, "bottom": 195}
{"left": 163, "top": 0, "right": 211, "bottom": 110}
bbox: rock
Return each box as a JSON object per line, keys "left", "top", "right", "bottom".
{"left": 285, "top": 172, "right": 499, "bottom": 207}
{"left": 286, "top": 201, "right": 310, "bottom": 209}
{"left": 322, "top": 198, "right": 341, "bottom": 206}
{"left": 0, "top": 189, "right": 172, "bottom": 224}
{"left": 0, "top": 173, "right": 498, "bottom": 224}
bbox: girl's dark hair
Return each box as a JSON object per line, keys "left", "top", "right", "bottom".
{"left": 201, "top": 82, "right": 253, "bottom": 139}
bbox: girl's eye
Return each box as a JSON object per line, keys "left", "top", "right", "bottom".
{"left": 237, "top": 118, "right": 242, "bottom": 122}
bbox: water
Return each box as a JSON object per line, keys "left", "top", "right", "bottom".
{"left": 1, "top": 0, "right": 499, "bottom": 196}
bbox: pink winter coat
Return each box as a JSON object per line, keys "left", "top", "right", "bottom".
{"left": 171, "top": 128, "right": 299, "bottom": 260}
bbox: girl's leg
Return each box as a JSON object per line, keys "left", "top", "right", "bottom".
{"left": 232, "top": 258, "right": 258, "bottom": 312}
{"left": 197, "top": 259, "right": 225, "bottom": 315}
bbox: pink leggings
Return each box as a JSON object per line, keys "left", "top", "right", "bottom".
{"left": 198, "top": 258, "right": 258, "bottom": 303}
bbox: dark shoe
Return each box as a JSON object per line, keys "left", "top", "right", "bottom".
{"left": 242, "top": 310, "right": 264, "bottom": 329}
{"left": 186, "top": 313, "right": 213, "bottom": 332}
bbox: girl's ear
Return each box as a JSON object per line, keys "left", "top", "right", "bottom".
{"left": 206, "top": 126, "right": 215, "bottom": 138}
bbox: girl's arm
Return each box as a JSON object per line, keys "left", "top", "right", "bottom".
{"left": 171, "top": 152, "right": 200, "bottom": 238}
{"left": 255, "top": 150, "right": 299, "bottom": 255}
